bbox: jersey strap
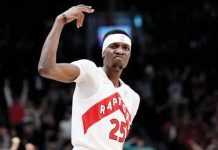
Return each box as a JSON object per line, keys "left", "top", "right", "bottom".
{"left": 82, "top": 92, "right": 131, "bottom": 134}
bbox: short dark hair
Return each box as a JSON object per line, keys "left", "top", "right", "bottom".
{"left": 103, "top": 29, "right": 130, "bottom": 42}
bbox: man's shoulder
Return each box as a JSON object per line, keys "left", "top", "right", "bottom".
{"left": 71, "top": 59, "right": 96, "bottom": 65}
{"left": 123, "top": 83, "right": 140, "bottom": 100}
{"left": 71, "top": 59, "right": 98, "bottom": 69}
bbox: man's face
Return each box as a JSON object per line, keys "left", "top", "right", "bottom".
{"left": 103, "top": 42, "right": 131, "bottom": 70}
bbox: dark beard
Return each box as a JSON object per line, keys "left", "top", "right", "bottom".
{"left": 112, "top": 63, "right": 124, "bottom": 70}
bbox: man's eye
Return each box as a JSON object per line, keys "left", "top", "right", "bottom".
{"left": 109, "top": 45, "right": 117, "bottom": 49}
{"left": 123, "top": 46, "right": 130, "bottom": 51}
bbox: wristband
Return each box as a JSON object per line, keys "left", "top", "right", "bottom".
{"left": 62, "top": 14, "right": 67, "bottom": 24}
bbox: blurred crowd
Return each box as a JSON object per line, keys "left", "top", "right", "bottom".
{"left": 0, "top": 78, "right": 73, "bottom": 150}
{"left": 1, "top": 0, "right": 218, "bottom": 150}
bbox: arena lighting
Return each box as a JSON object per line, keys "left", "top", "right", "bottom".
{"left": 134, "top": 14, "right": 143, "bottom": 28}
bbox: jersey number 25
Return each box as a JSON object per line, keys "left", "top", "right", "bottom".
{"left": 109, "top": 118, "right": 128, "bottom": 143}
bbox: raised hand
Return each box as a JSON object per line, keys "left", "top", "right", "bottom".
{"left": 61, "top": 4, "right": 94, "bottom": 28}
{"left": 10, "top": 137, "right": 21, "bottom": 150}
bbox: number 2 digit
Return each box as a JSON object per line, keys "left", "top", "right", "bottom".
{"left": 109, "top": 119, "right": 126, "bottom": 143}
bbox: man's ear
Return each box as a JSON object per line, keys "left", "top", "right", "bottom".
{"left": 102, "top": 51, "right": 105, "bottom": 58}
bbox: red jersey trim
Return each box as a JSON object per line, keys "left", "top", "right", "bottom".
{"left": 82, "top": 92, "right": 131, "bottom": 134}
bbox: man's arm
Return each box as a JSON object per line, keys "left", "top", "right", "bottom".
{"left": 3, "top": 79, "right": 13, "bottom": 107}
{"left": 20, "top": 79, "right": 28, "bottom": 106}
{"left": 38, "top": 4, "right": 94, "bottom": 83}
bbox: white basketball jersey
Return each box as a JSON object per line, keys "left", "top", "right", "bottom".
{"left": 71, "top": 59, "right": 140, "bottom": 150}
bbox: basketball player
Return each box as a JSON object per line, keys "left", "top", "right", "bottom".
{"left": 38, "top": 4, "right": 140, "bottom": 150}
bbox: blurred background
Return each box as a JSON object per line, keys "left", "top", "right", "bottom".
{"left": 1, "top": 0, "right": 218, "bottom": 149}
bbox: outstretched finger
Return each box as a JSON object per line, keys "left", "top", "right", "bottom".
{"left": 78, "top": 6, "right": 94, "bottom": 14}
{"left": 76, "top": 12, "right": 84, "bottom": 28}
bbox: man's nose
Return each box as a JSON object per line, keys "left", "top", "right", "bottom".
{"left": 115, "top": 47, "right": 124, "bottom": 55}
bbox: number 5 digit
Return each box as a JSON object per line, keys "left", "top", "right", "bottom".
{"left": 118, "top": 121, "right": 126, "bottom": 142}
{"left": 109, "top": 119, "right": 126, "bottom": 143}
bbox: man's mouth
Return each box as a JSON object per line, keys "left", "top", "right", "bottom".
{"left": 114, "top": 55, "right": 124, "bottom": 60}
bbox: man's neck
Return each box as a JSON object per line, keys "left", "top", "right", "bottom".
{"left": 103, "top": 66, "right": 122, "bottom": 87}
